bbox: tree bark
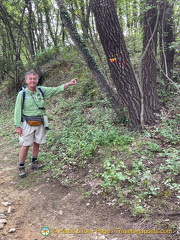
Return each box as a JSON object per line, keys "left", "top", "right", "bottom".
{"left": 140, "top": 0, "right": 159, "bottom": 123}
{"left": 91, "top": 0, "right": 143, "bottom": 126}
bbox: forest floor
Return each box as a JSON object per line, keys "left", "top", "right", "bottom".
{"left": 0, "top": 133, "right": 178, "bottom": 240}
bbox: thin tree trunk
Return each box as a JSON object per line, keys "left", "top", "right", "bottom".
{"left": 140, "top": 0, "right": 159, "bottom": 123}
{"left": 159, "top": 0, "right": 175, "bottom": 89}
{"left": 0, "top": 2, "right": 25, "bottom": 90}
{"left": 43, "top": 0, "right": 58, "bottom": 46}
{"left": 0, "top": 2, "right": 34, "bottom": 60}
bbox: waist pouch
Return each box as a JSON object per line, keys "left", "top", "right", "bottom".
{"left": 24, "top": 116, "right": 43, "bottom": 126}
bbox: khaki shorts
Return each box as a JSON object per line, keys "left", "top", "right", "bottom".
{"left": 19, "top": 121, "right": 46, "bottom": 146}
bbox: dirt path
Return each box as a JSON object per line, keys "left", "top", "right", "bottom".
{"left": 0, "top": 137, "right": 176, "bottom": 240}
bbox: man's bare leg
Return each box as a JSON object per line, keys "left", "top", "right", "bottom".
{"left": 19, "top": 145, "right": 29, "bottom": 178}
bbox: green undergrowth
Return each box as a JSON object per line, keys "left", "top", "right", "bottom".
{"left": 37, "top": 87, "right": 179, "bottom": 219}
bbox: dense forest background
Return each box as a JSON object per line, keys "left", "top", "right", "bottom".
{"left": 0, "top": 0, "right": 180, "bottom": 236}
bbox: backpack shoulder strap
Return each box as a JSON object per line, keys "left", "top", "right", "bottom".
{"left": 37, "top": 86, "right": 44, "bottom": 98}
{"left": 22, "top": 88, "right": 26, "bottom": 110}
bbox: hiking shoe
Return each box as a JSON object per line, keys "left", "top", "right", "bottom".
{"left": 31, "top": 160, "right": 45, "bottom": 170}
{"left": 19, "top": 166, "right": 26, "bottom": 178}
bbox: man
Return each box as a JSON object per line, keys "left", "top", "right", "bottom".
{"left": 14, "top": 71, "right": 77, "bottom": 178}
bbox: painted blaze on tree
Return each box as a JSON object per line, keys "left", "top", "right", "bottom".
{"left": 91, "top": 0, "right": 158, "bottom": 127}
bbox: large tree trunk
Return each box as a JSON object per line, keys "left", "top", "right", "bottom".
{"left": 91, "top": 0, "right": 143, "bottom": 126}
{"left": 140, "top": 0, "right": 159, "bottom": 123}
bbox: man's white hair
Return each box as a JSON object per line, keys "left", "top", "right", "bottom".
{"left": 25, "top": 71, "right": 39, "bottom": 80}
